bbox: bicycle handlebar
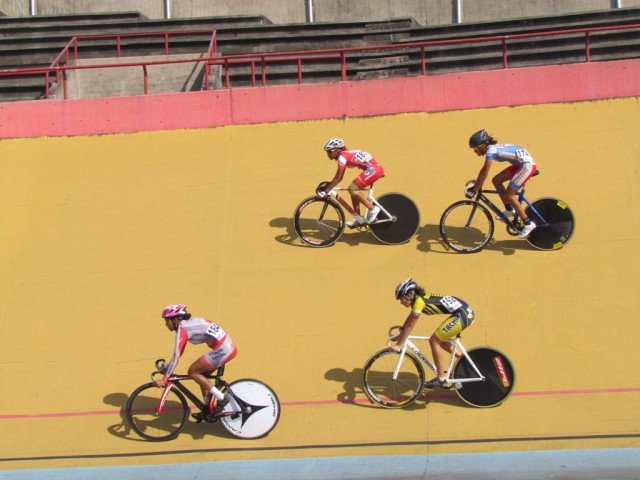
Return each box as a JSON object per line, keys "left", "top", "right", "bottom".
{"left": 387, "top": 325, "right": 403, "bottom": 347}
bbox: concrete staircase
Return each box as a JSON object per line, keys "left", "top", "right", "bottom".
{"left": 0, "top": 8, "right": 639, "bottom": 101}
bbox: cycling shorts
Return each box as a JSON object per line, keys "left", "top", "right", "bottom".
{"left": 354, "top": 165, "right": 385, "bottom": 188}
{"left": 202, "top": 336, "right": 237, "bottom": 370}
{"left": 503, "top": 163, "right": 537, "bottom": 190}
{"left": 434, "top": 307, "right": 474, "bottom": 342}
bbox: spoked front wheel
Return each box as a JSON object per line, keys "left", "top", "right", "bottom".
{"left": 369, "top": 193, "right": 421, "bottom": 245}
{"left": 440, "top": 200, "right": 495, "bottom": 253}
{"left": 362, "top": 349, "right": 425, "bottom": 408}
{"left": 525, "top": 197, "right": 575, "bottom": 250}
{"left": 293, "top": 196, "right": 345, "bottom": 247}
{"left": 125, "top": 382, "right": 189, "bottom": 441}
{"left": 219, "top": 379, "right": 281, "bottom": 439}
{"left": 453, "top": 347, "right": 515, "bottom": 407}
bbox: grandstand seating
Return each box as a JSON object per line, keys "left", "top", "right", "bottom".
{"left": 0, "top": 8, "right": 639, "bottom": 101}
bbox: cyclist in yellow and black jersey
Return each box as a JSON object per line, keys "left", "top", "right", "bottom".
{"left": 388, "top": 278, "right": 474, "bottom": 389}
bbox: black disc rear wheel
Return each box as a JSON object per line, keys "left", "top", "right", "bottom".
{"left": 369, "top": 193, "right": 420, "bottom": 245}
{"left": 525, "top": 197, "right": 575, "bottom": 250}
{"left": 453, "top": 347, "right": 515, "bottom": 407}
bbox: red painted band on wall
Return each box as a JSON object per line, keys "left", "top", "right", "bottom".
{"left": 1, "top": 59, "right": 639, "bottom": 139}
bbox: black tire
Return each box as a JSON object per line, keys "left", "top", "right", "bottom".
{"left": 362, "top": 349, "right": 425, "bottom": 408}
{"left": 453, "top": 347, "right": 515, "bottom": 408}
{"left": 525, "top": 197, "right": 575, "bottom": 250}
{"left": 125, "top": 382, "right": 189, "bottom": 441}
{"left": 440, "top": 200, "right": 494, "bottom": 253}
{"left": 293, "top": 196, "right": 345, "bottom": 247}
{"left": 369, "top": 193, "right": 421, "bottom": 245}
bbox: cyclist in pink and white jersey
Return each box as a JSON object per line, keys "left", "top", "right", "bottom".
{"left": 155, "top": 304, "right": 237, "bottom": 415}
{"left": 467, "top": 129, "right": 538, "bottom": 238}
{"left": 318, "top": 138, "right": 385, "bottom": 227}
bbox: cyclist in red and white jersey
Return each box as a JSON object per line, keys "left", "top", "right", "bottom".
{"left": 467, "top": 129, "right": 538, "bottom": 238}
{"left": 318, "top": 138, "right": 385, "bottom": 227}
{"left": 154, "top": 304, "right": 237, "bottom": 415}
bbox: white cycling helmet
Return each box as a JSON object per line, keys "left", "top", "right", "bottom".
{"left": 323, "top": 138, "right": 345, "bottom": 151}
{"left": 395, "top": 278, "right": 417, "bottom": 300}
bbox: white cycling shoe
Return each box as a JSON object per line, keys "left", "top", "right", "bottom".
{"left": 366, "top": 206, "right": 380, "bottom": 224}
{"left": 346, "top": 215, "right": 366, "bottom": 227}
{"left": 518, "top": 222, "right": 537, "bottom": 238}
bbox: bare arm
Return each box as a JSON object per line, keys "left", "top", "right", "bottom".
{"left": 389, "top": 315, "right": 419, "bottom": 352}
{"left": 473, "top": 160, "right": 492, "bottom": 193}
{"left": 324, "top": 167, "right": 345, "bottom": 193}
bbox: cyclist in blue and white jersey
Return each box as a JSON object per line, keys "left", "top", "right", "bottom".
{"left": 466, "top": 129, "right": 538, "bottom": 238}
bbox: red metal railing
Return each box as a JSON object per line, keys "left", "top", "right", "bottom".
{"left": 206, "top": 23, "right": 640, "bottom": 88}
{"left": 0, "top": 30, "right": 217, "bottom": 99}
{"left": 0, "top": 24, "right": 637, "bottom": 100}
{"left": 43, "top": 29, "right": 218, "bottom": 98}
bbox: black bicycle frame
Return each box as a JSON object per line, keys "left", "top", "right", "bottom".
{"left": 474, "top": 189, "right": 548, "bottom": 228}
{"left": 165, "top": 365, "right": 229, "bottom": 414}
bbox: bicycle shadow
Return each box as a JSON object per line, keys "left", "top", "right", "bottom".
{"left": 416, "top": 223, "right": 535, "bottom": 256}
{"left": 270, "top": 217, "right": 305, "bottom": 247}
{"left": 104, "top": 391, "right": 237, "bottom": 442}
{"left": 324, "top": 367, "right": 469, "bottom": 411}
{"left": 270, "top": 216, "right": 384, "bottom": 247}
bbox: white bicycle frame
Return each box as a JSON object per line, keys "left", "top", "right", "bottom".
{"left": 387, "top": 326, "right": 485, "bottom": 386}
{"left": 328, "top": 186, "right": 396, "bottom": 225}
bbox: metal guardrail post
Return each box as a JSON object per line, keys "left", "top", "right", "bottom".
{"left": 306, "top": 0, "right": 314, "bottom": 23}
{"left": 143, "top": 65, "right": 149, "bottom": 94}
{"left": 585, "top": 32, "right": 591, "bottom": 62}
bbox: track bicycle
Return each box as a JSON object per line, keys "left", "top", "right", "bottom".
{"left": 362, "top": 326, "right": 515, "bottom": 408}
{"left": 293, "top": 182, "right": 420, "bottom": 247}
{"left": 125, "top": 359, "right": 281, "bottom": 441}
{"left": 439, "top": 172, "right": 575, "bottom": 253}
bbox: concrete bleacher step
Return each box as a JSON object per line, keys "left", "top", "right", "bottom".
{"left": 394, "top": 7, "right": 640, "bottom": 43}
{"left": 1, "top": 8, "right": 639, "bottom": 101}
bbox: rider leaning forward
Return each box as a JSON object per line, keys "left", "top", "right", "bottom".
{"left": 467, "top": 129, "right": 538, "bottom": 238}
{"left": 318, "top": 138, "right": 384, "bottom": 227}
{"left": 156, "top": 304, "right": 237, "bottom": 418}
{"left": 389, "top": 278, "right": 474, "bottom": 389}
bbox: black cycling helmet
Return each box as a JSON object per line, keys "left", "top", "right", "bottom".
{"left": 469, "top": 129, "right": 490, "bottom": 148}
{"left": 395, "top": 278, "right": 417, "bottom": 300}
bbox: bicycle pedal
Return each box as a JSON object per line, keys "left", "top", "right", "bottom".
{"left": 191, "top": 412, "right": 204, "bottom": 424}
{"left": 203, "top": 413, "right": 218, "bottom": 424}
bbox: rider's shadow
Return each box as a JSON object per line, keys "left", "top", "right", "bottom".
{"left": 104, "top": 391, "right": 234, "bottom": 442}
{"left": 324, "top": 367, "right": 471, "bottom": 411}
{"left": 416, "top": 223, "right": 533, "bottom": 256}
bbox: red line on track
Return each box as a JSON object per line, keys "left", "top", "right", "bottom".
{"left": 2, "top": 387, "right": 638, "bottom": 420}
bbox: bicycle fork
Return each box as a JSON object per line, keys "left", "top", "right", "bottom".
{"left": 156, "top": 383, "right": 175, "bottom": 415}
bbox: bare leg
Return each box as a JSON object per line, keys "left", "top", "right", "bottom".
{"left": 188, "top": 357, "right": 214, "bottom": 399}
{"left": 493, "top": 171, "right": 529, "bottom": 220}
{"left": 429, "top": 336, "right": 448, "bottom": 379}
{"left": 348, "top": 182, "right": 374, "bottom": 212}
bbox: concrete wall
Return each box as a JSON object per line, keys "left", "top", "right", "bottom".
{"left": 53, "top": 54, "right": 210, "bottom": 100}
{"left": 2, "top": 0, "right": 640, "bottom": 25}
